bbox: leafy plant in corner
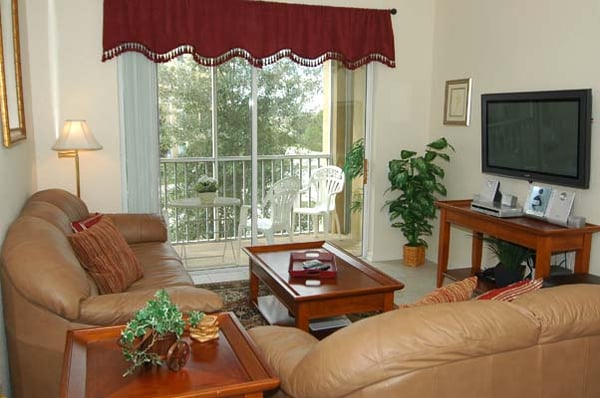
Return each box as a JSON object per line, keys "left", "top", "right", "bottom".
{"left": 385, "top": 138, "right": 454, "bottom": 262}
{"left": 119, "top": 290, "right": 203, "bottom": 376}
{"left": 342, "top": 138, "right": 365, "bottom": 213}
{"left": 481, "top": 235, "right": 532, "bottom": 286}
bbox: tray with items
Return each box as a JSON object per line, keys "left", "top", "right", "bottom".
{"left": 289, "top": 250, "right": 337, "bottom": 278}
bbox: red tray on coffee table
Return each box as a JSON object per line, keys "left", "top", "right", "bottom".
{"left": 288, "top": 250, "right": 337, "bottom": 278}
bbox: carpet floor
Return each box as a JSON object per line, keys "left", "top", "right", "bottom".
{"left": 196, "top": 280, "right": 270, "bottom": 329}
{"left": 196, "top": 279, "right": 379, "bottom": 330}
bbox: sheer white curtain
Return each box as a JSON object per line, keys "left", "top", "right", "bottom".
{"left": 117, "top": 53, "right": 160, "bottom": 213}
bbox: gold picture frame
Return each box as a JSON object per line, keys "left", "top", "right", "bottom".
{"left": 443, "top": 78, "right": 472, "bottom": 126}
{"left": 1, "top": 0, "right": 26, "bottom": 147}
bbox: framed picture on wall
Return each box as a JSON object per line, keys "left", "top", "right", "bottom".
{"left": 443, "top": 78, "right": 472, "bottom": 126}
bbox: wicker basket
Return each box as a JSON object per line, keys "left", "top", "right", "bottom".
{"left": 403, "top": 244, "right": 425, "bottom": 267}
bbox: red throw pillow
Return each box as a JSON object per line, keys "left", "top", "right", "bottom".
{"left": 68, "top": 217, "right": 143, "bottom": 294}
{"left": 403, "top": 276, "right": 478, "bottom": 307}
{"left": 475, "top": 278, "right": 543, "bottom": 302}
{"left": 71, "top": 213, "right": 103, "bottom": 233}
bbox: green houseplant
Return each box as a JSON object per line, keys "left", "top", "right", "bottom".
{"left": 119, "top": 290, "right": 205, "bottom": 376}
{"left": 385, "top": 137, "right": 454, "bottom": 266}
{"left": 481, "top": 236, "right": 532, "bottom": 286}
{"left": 194, "top": 175, "right": 218, "bottom": 204}
{"left": 342, "top": 138, "right": 365, "bottom": 213}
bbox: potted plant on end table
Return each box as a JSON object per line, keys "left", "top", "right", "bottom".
{"left": 385, "top": 137, "right": 454, "bottom": 267}
{"left": 119, "top": 290, "right": 206, "bottom": 376}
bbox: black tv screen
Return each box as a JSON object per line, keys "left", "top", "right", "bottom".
{"left": 481, "top": 89, "right": 592, "bottom": 189}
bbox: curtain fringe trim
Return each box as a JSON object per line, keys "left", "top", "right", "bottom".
{"left": 102, "top": 43, "right": 395, "bottom": 70}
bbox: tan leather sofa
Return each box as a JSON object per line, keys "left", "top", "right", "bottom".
{"left": 0, "top": 189, "right": 223, "bottom": 398}
{"left": 249, "top": 284, "right": 600, "bottom": 398}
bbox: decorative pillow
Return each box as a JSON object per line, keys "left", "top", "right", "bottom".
{"left": 68, "top": 217, "right": 143, "bottom": 294}
{"left": 475, "top": 278, "right": 543, "bottom": 302}
{"left": 403, "top": 276, "right": 478, "bottom": 307}
{"left": 71, "top": 213, "right": 103, "bottom": 233}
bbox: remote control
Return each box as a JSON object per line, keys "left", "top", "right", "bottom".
{"left": 306, "top": 264, "right": 330, "bottom": 272}
{"left": 302, "top": 259, "right": 323, "bottom": 269}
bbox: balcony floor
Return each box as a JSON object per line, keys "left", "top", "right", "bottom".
{"left": 174, "top": 232, "right": 361, "bottom": 270}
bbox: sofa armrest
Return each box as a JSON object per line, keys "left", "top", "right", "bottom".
{"left": 105, "top": 213, "right": 167, "bottom": 244}
{"left": 79, "top": 286, "right": 223, "bottom": 325}
{"left": 248, "top": 326, "right": 318, "bottom": 395}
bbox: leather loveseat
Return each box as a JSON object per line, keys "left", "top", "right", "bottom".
{"left": 249, "top": 284, "right": 600, "bottom": 398}
{"left": 1, "top": 189, "right": 223, "bottom": 397}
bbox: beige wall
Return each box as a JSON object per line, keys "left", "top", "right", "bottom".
{"left": 429, "top": 0, "right": 600, "bottom": 275}
{"left": 3, "top": 0, "right": 600, "bottom": 394}
{"left": 0, "top": 1, "right": 36, "bottom": 395}
{"left": 27, "top": 0, "right": 122, "bottom": 212}
{"left": 24, "top": 0, "right": 437, "bottom": 261}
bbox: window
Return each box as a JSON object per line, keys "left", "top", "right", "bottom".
{"left": 158, "top": 56, "right": 367, "bottom": 259}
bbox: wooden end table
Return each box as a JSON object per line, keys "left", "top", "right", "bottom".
{"left": 243, "top": 241, "right": 404, "bottom": 332}
{"left": 60, "top": 312, "right": 279, "bottom": 398}
{"left": 436, "top": 199, "right": 600, "bottom": 288}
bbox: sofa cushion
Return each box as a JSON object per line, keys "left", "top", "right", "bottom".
{"left": 19, "top": 201, "right": 73, "bottom": 235}
{"left": 128, "top": 242, "right": 193, "bottom": 290}
{"left": 68, "top": 217, "right": 143, "bottom": 294}
{"left": 403, "top": 276, "right": 477, "bottom": 307}
{"left": 475, "top": 278, "right": 543, "bottom": 302}
{"left": 26, "top": 188, "right": 90, "bottom": 222}
{"left": 512, "top": 284, "right": 600, "bottom": 344}
{"left": 79, "top": 286, "right": 223, "bottom": 325}
{"left": 107, "top": 213, "right": 168, "bottom": 244}
{"left": 1, "top": 217, "right": 91, "bottom": 320}
{"left": 284, "top": 300, "right": 539, "bottom": 398}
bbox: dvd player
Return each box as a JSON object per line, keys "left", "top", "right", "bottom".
{"left": 470, "top": 200, "right": 523, "bottom": 218}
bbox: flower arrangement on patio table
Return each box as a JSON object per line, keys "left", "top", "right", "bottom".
{"left": 194, "top": 175, "right": 218, "bottom": 193}
{"left": 119, "top": 289, "right": 206, "bottom": 376}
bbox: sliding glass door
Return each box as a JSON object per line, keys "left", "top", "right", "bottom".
{"left": 157, "top": 56, "right": 368, "bottom": 268}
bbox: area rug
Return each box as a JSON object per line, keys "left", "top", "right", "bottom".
{"left": 196, "top": 280, "right": 270, "bottom": 329}
{"left": 196, "top": 279, "right": 378, "bottom": 330}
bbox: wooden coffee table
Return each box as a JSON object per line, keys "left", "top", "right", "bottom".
{"left": 243, "top": 241, "right": 404, "bottom": 331}
{"left": 60, "top": 312, "right": 279, "bottom": 398}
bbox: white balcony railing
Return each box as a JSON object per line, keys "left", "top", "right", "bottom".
{"left": 160, "top": 154, "right": 332, "bottom": 244}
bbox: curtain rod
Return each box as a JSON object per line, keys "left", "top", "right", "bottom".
{"left": 390, "top": 8, "right": 397, "bottom": 15}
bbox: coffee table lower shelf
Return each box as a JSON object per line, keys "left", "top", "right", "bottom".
{"left": 255, "top": 295, "right": 352, "bottom": 338}
{"left": 256, "top": 295, "right": 295, "bottom": 327}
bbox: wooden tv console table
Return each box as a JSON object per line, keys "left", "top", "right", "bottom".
{"left": 436, "top": 200, "right": 600, "bottom": 288}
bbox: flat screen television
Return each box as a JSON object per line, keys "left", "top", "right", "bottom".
{"left": 481, "top": 89, "right": 592, "bottom": 189}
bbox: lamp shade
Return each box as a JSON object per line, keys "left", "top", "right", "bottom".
{"left": 52, "top": 120, "right": 102, "bottom": 151}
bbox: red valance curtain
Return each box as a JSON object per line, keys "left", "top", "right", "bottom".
{"left": 102, "top": 0, "right": 395, "bottom": 70}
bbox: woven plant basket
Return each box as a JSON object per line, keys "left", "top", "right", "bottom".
{"left": 403, "top": 244, "right": 425, "bottom": 267}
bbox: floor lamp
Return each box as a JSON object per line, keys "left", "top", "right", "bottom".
{"left": 52, "top": 120, "right": 102, "bottom": 198}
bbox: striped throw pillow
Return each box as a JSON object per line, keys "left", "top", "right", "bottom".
{"left": 403, "top": 276, "right": 478, "bottom": 307}
{"left": 68, "top": 217, "right": 143, "bottom": 294}
{"left": 71, "top": 213, "right": 103, "bottom": 233}
{"left": 475, "top": 278, "right": 543, "bottom": 302}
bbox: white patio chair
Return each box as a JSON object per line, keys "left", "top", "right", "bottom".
{"left": 238, "top": 176, "right": 301, "bottom": 245}
{"left": 293, "top": 165, "right": 345, "bottom": 239}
